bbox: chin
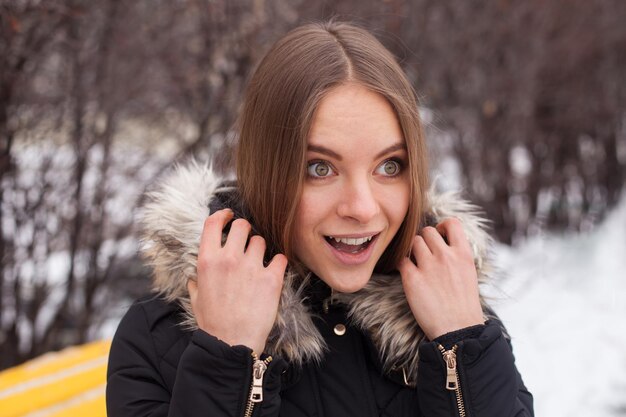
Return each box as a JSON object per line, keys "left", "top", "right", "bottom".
{"left": 318, "top": 269, "right": 373, "bottom": 293}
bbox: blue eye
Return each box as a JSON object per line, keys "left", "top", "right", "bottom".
{"left": 307, "top": 161, "right": 335, "bottom": 178}
{"left": 376, "top": 159, "right": 402, "bottom": 176}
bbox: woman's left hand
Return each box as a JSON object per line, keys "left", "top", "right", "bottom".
{"left": 397, "top": 217, "right": 484, "bottom": 340}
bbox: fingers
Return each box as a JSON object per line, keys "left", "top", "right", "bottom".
{"left": 403, "top": 218, "right": 470, "bottom": 271}
{"left": 200, "top": 209, "right": 287, "bottom": 277}
{"left": 397, "top": 256, "right": 417, "bottom": 276}
{"left": 266, "top": 253, "right": 288, "bottom": 277}
{"left": 398, "top": 235, "right": 430, "bottom": 274}
{"left": 200, "top": 209, "right": 234, "bottom": 251}
{"left": 435, "top": 217, "right": 471, "bottom": 251}
{"left": 420, "top": 226, "right": 448, "bottom": 254}
{"left": 187, "top": 278, "right": 197, "bottom": 296}
{"left": 187, "top": 279, "right": 198, "bottom": 313}
{"left": 419, "top": 218, "right": 471, "bottom": 254}
{"left": 223, "top": 218, "right": 252, "bottom": 252}
{"left": 246, "top": 235, "right": 266, "bottom": 258}
{"left": 411, "top": 235, "right": 431, "bottom": 266}
{"left": 200, "top": 210, "right": 286, "bottom": 276}
{"left": 202, "top": 211, "right": 255, "bottom": 255}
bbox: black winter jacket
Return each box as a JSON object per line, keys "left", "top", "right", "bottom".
{"left": 107, "top": 290, "right": 533, "bottom": 417}
{"left": 106, "top": 163, "right": 534, "bottom": 417}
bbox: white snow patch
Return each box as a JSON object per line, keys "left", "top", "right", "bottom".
{"left": 487, "top": 193, "right": 626, "bottom": 416}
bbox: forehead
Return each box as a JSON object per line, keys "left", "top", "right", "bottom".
{"left": 307, "top": 83, "right": 405, "bottom": 153}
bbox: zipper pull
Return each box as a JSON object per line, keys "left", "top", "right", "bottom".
{"left": 438, "top": 345, "right": 459, "bottom": 391}
{"left": 250, "top": 359, "right": 268, "bottom": 403}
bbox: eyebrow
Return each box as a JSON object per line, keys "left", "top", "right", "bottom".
{"left": 307, "top": 142, "right": 407, "bottom": 161}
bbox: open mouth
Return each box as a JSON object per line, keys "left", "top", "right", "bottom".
{"left": 324, "top": 234, "right": 379, "bottom": 254}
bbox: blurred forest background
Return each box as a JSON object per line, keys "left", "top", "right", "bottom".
{"left": 1, "top": 0, "right": 625, "bottom": 370}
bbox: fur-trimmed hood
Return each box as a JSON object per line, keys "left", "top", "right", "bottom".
{"left": 140, "top": 162, "right": 494, "bottom": 379}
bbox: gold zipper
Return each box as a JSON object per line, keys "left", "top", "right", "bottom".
{"left": 243, "top": 353, "right": 273, "bottom": 417}
{"left": 438, "top": 344, "right": 466, "bottom": 417}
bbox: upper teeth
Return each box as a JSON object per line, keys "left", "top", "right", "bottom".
{"left": 328, "top": 236, "right": 374, "bottom": 245}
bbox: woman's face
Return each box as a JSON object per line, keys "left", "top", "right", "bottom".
{"left": 293, "top": 83, "right": 411, "bottom": 293}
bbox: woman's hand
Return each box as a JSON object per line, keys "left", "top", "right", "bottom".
{"left": 397, "top": 217, "right": 484, "bottom": 340}
{"left": 187, "top": 209, "right": 288, "bottom": 354}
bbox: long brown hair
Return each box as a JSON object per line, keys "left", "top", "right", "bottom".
{"left": 236, "top": 21, "right": 429, "bottom": 273}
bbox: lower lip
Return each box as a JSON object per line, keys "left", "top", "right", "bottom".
{"left": 324, "top": 234, "right": 380, "bottom": 266}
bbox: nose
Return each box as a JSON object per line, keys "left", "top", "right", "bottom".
{"left": 336, "top": 178, "right": 380, "bottom": 224}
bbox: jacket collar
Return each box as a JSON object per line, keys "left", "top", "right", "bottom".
{"left": 140, "top": 161, "right": 494, "bottom": 378}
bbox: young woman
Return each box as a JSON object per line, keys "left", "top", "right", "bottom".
{"left": 107, "top": 21, "right": 534, "bottom": 417}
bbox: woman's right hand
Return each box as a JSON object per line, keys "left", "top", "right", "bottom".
{"left": 187, "top": 209, "right": 288, "bottom": 355}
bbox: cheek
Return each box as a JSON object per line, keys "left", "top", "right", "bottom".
{"left": 382, "top": 183, "right": 411, "bottom": 227}
{"left": 293, "top": 191, "right": 324, "bottom": 250}
{"left": 293, "top": 196, "right": 315, "bottom": 237}
{"left": 294, "top": 188, "right": 332, "bottom": 230}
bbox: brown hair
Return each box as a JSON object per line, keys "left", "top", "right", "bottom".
{"left": 236, "top": 21, "right": 429, "bottom": 273}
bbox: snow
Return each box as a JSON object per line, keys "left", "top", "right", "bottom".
{"left": 487, "top": 193, "right": 626, "bottom": 416}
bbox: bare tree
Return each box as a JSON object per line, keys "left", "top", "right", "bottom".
{"left": 0, "top": 0, "right": 300, "bottom": 370}
{"left": 395, "top": 0, "right": 626, "bottom": 242}
{"left": 2, "top": 0, "right": 625, "bottom": 369}
{"left": 0, "top": 0, "right": 73, "bottom": 369}
{"left": 0, "top": 0, "right": 159, "bottom": 367}
{"left": 138, "top": 0, "right": 301, "bottom": 172}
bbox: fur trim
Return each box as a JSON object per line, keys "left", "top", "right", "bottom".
{"left": 140, "top": 162, "right": 494, "bottom": 376}
{"left": 140, "top": 162, "right": 324, "bottom": 366}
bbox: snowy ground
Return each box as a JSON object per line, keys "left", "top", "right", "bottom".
{"left": 486, "top": 195, "right": 626, "bottom": 417}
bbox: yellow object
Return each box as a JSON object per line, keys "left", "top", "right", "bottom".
{"left": 0, "top": 340, "right": 110, "bottom": 417}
